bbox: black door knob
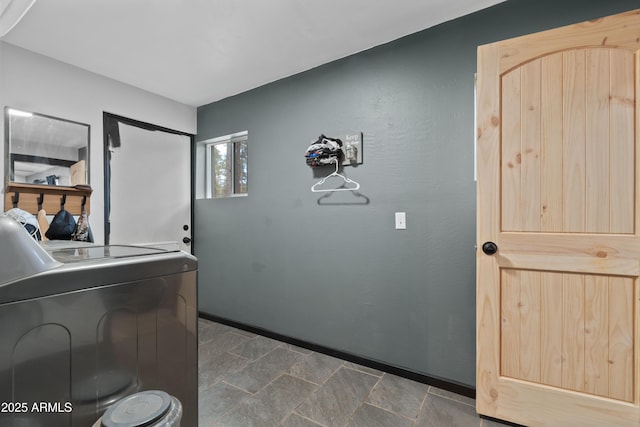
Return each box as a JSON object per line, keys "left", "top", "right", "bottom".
{"left": 183, "top": 237, "right": 192, "bottom": 244}
{"left": 482, "top": 241, "right": 498, "bottom": 255}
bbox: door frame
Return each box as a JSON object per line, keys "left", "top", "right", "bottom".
{"left": 102, "top": 112, "right": 195, "bottom": 250}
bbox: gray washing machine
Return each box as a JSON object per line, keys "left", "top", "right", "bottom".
{"left": 0, "top": 216, "right": 197, "bottom": 427}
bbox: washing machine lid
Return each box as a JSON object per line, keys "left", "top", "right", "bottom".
{"left": 47, "top": 245, "right": 173, "bottom": 264}
{"left": 0, "top": 239, "right": 196, "bottom": 305}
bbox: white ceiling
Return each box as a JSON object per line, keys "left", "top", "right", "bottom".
{"left": 1, "top": 0, "right": 506, "bottom": 107}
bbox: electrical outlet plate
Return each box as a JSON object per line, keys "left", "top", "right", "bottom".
{"left": 395, "top": 212, "right": 406, "bottom": 230}
{"left": 341, "top": 132, "right": 363, "bottom": 166}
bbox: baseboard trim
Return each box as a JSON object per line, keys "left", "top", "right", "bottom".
{"left": 198, "top": 311, "right": 476, "bottom": 399}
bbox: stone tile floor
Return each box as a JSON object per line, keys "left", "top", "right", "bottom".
{"left": 198, "top": 318, "right": 514, "bottom": 427}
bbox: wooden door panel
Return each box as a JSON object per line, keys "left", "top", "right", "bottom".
{"left": 540, "top": 271, "right": 563, "bottom": 388}
{"left": 477, "top": 9, "right": 640, "bottom": 426}
{"left": 500, "top": 48, "right": 635, "bottom": 234}
{"left": 610, "top": 49, "right": 636, "bottom": 234}
{"left": 584, "top": 273, "right": 610, "bottom": 397}
{"left": 562, "top": 50, "right": 587, "bottom": 233}
{"left": 540, "top": 54, "right": 564, "bottom": 232}
{"left": 609, "top": 276, "right": 635, "bottom": 401}
{"left": 499, "top": 269, "right": 634, "bottom": 402}
{"left": 501, "top": 68, "right": 522, "bottom": 231}
{"left": 585, "top": 49, "right": 610, "bottom": 233}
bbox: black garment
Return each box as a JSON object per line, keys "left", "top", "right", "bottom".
{"left": 45, "top": 209, "right": 76, "bottom": 240}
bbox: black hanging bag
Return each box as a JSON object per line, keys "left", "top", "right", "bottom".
{"left": 45, "top": 209, "right": 76, "bottom": 240}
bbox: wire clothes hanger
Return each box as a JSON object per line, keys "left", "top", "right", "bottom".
{"left": 311, "top": 158, "right": 360, "bottom": 193}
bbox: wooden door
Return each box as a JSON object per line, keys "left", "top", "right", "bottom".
{"left": 476, "top": 9, "right": 640, "bottom": 426}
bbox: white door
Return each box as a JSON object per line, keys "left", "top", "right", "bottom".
{"left": 108, "top": 121, "right": 192, "bottom": 252}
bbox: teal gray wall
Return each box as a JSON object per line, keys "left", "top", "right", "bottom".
{"left": 195, "top": 0, "right": 638, "bottom": 387}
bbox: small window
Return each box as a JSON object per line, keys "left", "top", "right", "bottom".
{"left": 204, "top": 131, "right": 248, "bottom": 198}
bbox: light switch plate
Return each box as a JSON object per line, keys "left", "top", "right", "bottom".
{"left": 395, "top": 212, "right": 406, "bottom": 230}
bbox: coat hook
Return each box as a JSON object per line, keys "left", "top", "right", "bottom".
{"left": 37, "top": 193, "right": 45, "bottom": 211}
{"left": 12, "top": 192, "right": 19, "bottom": 208}
{"left": 60, "top": 194, "right": 67, "bottom": 208}
{"left": 81, "top": 195, "right": 87, "bottom": 210}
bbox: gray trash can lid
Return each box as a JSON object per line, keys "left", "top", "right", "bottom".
{"left": 101, "top": 390, "right": 171, "bottom": 427}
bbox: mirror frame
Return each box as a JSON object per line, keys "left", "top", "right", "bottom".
{"left": 4, "top": 106, "right": 90, "bottom": 188}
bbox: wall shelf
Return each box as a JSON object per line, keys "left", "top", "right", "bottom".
{"left": 4, "top": 183, "right": 92, "bottom": 215}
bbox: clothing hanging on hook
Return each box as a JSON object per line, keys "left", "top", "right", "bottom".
{"left": 45, "top": 208, "right": 76, "bottom": 240}
{"left": 46, "top": 195, "right": 76, "bottom": 240}
{"left": 304, "top": 134, "right": 343, "bottom": 167}
{"left": 36, "top": 193, "right": 48, "bottom": 240}
{"left": 4, "top": 208, "right": 40, "bottom": 239}
{"left": 71, "top": 208, "right": 93, "bottom": 242}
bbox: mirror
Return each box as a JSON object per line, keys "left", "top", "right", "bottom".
{"left": 5, "top": 107, "right": 90, "bottom": 187}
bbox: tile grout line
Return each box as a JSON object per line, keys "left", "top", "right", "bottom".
{"left": 289, "top": 352, "right": 340, "bottom": 420}
{"left": 306, "top": 360, "right": 387, "bottom": 424}
{"left": 339, "top": 369, "right": 387, "bottom": 427}
{"left": 225, "top": 331, "right": 261, "bottom": 358}
{"left": 427, "top": 386, "right": 476, "bottom": 409}
{"left": 291, "top": 362, "right": 374, "bottom": 427}
{"left": 290, "top": 352, "right": 346, "bottom": 389}
{"left": 410, "top": 384, "right": 432, "bottom": 427}
{"left": 363, "top": 398, "right": 424, "bottom": 423}
{"left": 360, "top": 372, "right": 402, "bottom": 426}
{"left": 203, "top": 379, "right": 254, "bottom": 424}
{"left": 281, "top": 411, "right": 329, "bottom": 427}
